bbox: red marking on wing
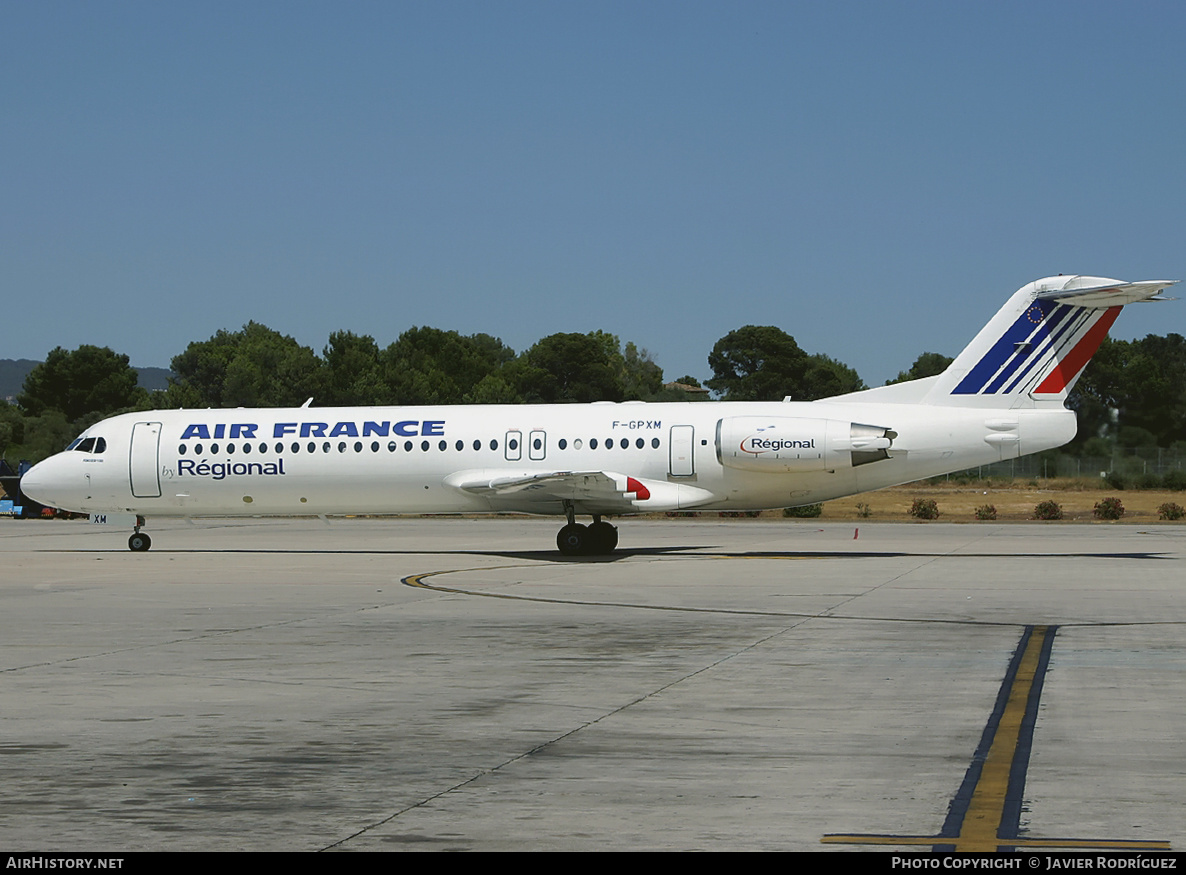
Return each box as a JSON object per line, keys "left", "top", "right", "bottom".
{"left": 626, "top": 476, "right": 651, "bottom": 500}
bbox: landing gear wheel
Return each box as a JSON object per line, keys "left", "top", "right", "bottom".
{"left": 587, "top": 520, "right": 618, "bottom": 555}
{"left": 128, "top": 532, "right": 152, "bottom": 552}
{"left": 556, "top": 523, "right": 588, "bottom": 556}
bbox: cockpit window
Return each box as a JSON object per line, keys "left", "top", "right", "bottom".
{"left": 72, "top": 437, "right": 106, "bottom": 454}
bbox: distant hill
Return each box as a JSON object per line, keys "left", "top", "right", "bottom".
{"left": 131, "top": 365, "right": 171, "bottom": 388}
{"left": 0, "top": 359, "right": 41, "bottom": 402}
{"left": 134, "top": 366, "right": 173, "bottom": 392}
{"left": 0, "top": 359, "right": 172, "bottom": 403}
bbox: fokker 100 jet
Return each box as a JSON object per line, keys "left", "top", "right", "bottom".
{"left": 21, "top": 275, "right": 1176, "bottom": 554}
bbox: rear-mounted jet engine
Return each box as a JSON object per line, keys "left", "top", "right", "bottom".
{"left": 715, "top": 417, "right": 896, "bottom": 473}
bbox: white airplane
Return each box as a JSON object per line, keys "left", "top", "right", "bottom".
{"left": 21, "top": 275, "right": 1176, "bottom": 555}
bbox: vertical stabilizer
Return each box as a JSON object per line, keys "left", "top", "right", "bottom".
{"left": 923, "top": 275, "right": 1177, "bottom": 408}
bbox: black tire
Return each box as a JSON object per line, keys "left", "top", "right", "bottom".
{"left": 587, "top": 520, "right": 618, "bottom": 554}
{"left": 128, "top": 532, "right": 152, "bottom": 552}
{"left": 556, "top": 523, "right": 587, "bottom": 556}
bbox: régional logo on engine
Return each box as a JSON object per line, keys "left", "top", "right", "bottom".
{"left": 740, "top": 435, "right": 816, "bottom": 454}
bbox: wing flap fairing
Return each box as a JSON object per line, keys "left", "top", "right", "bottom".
{"left": 443, "top": 469, "right": 715, "bottom": 512}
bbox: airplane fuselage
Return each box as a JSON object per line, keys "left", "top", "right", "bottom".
{"left": 23, "top": 275, "right": 1173, "bottom": 553}
{"left": 26, "top": 399, "right": 1076, "bottom": 519}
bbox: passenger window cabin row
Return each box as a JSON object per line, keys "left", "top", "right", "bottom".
{"left": 175, "top": 435, "right": 665, "bottom": 457}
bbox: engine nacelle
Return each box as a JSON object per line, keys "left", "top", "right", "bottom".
{"left": 716, "top": 417, "right": 895, "bottom": 473}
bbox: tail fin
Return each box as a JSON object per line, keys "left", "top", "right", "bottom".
{"left": 923, "top": 275, "right": 1178, "bottom": 407}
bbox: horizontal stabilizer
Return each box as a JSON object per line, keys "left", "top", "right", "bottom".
{"left": 1034, "top": 279, "right": 1178, "bottom": 308}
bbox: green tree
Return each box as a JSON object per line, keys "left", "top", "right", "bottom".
{"left": 381, "top": 328, "right": 517, "bottom": 405}
{"left": 3, "top": 410, "right": 76, "bottom": 464}
{"left": 513, "top": 332, "right": 627, "bottom": 403}
{"left": 706, "top": 326, "right": 809, "bottom": 401}
{"left": 0, "top": 401, "right": 23, "bottom": 458}
{"left": 620, "top": 342, "right": 664, "bottom": 400}
{"left": 466, "top": 372, "right": 522, "bottom": 404}
{"left": 166, "top": 323, "right": 325, "bottom": 408}
{"left": 1124, "top": 333, "right": 1186, "bottom": 445}
{"left": 802, "top": 353, "right": 867, "bottom": 398}
{"left": 702, "top": 324, "right": 863, "bottom": 400}
{"left": 322, "top": 331, "right": 386, "bottom": 406}
{"left": 18, "top": 345, "right": 146, "bottom": 421}
{"left": 707, "top": 327, "right": 864, "bottom": 401}
{"left": 886, "top": 352, "right": 954, "bottom": 385}
{"left": 1071, "top": 333, "right": 1186, "bottom": 447}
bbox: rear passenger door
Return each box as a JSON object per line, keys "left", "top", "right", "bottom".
{"left": 669, "top": 425, "right": 694, "bottom": 477}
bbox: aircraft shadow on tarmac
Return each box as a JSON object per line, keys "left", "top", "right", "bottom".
{"left": 52, "top": 546, "right": 1173, "bottom": 563}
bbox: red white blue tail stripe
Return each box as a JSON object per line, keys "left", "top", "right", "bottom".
{"left": 951, "top": 301, "right": 1119, "bottom": 397}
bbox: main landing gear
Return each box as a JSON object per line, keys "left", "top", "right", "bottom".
{"left": 556, "top": 504, "right": 618, "bottom": 556}
{"left": 128, "top": 516, "right": 151, "bottom": 552}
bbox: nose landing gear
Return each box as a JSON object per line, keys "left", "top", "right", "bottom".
{"left": 128, "top": 516, "right": 151, "bottom": 552}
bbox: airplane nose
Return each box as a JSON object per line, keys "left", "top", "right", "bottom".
{"left": 18, "top": 459, "right": 50, "bottom": 503}
{"left": 19, "top": 456, "right": 70, "bottom": 509}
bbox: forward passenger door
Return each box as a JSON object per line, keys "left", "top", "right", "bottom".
{"left": 129, "top": 421, "right": 162, "bottom": 498}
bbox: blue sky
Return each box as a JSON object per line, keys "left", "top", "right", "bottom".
{"left": 4, "top": 0, "right": 1183, "bottom": 388}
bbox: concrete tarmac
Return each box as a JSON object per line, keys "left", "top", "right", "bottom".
{"left": 0, "top": 516, "right": 1182, "bottom": 851}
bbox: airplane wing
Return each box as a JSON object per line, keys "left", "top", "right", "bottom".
{"left": 443, "top": 469, "right": 716, "bottom": 514}
{"left": 1033, "top": 279, "right": 1178, "bottom": 307}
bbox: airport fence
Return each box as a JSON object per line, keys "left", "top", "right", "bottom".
{"left": 942, "top": 447, "right": 1186, "bottom": 484}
